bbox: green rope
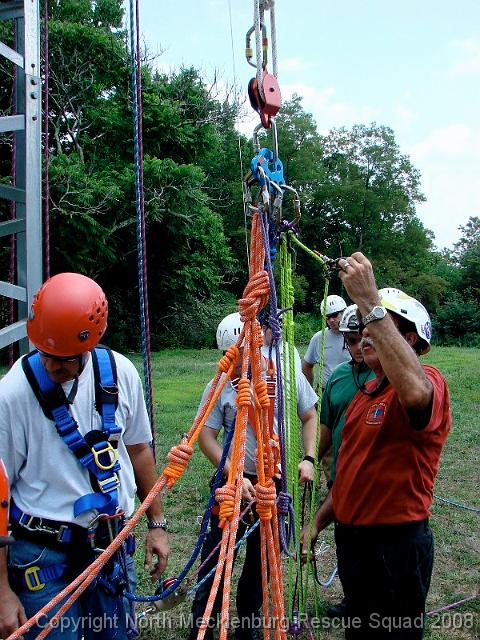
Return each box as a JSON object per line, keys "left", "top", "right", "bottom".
{"left": 302, "top": 278, "right": 329, "bottom": 610}
{"left": 281, "top": 231, "right": 333, "bottom": 619}
{"left": 287, "top": 232, "right": 330, "bottom": 275}
{"left": 280, "top": 237, "right": 302, "bottom": 616}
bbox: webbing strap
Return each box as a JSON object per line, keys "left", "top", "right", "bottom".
{"left": 22, "top": 350, "right": 121, "bottom": 517}
{"left": 91, "top": 346, "right": 121, "bottom": 441}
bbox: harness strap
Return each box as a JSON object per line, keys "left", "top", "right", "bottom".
{"left": 10, "top": 503, "right": 79, "bottom": 544}
{"left": 91, "top": 346, "right": 121, "bottom": 442}
{"left": 11, "top": 562, "right": 68, "bottom": 593}
{"left": 21, "top": 349, "right": 121, "bottom": 517}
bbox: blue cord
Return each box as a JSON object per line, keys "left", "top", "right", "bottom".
{"left": 187, "top": 517, "right": 261, "bottom": 597}
{"left": 434, "top": 495, "right": 480, "bottom": 513}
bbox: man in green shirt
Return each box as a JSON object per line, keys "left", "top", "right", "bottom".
{"left": 319, "top": 305, "right": 375, "bottom": 483}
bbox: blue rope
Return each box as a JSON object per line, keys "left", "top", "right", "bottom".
{"left": 434, "top": 495, "right": 480, "bottom": 513}
{"left": 187, "top": 517, "right": 261, "bottom": 597}
{"left": 124, "top": 415, "right": 236, "bottom": 602}
{"left": 128, "top": 0, "right": 153, "bottom": 432}
{"left": 315, "top": 565, "right": 337, "bottom": 589}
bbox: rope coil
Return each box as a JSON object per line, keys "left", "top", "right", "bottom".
{"left": 256, "top": 480, "right": 276, "bottom": 520}
{"left": 163, "top": 442, "right": 194, "bottom": 487}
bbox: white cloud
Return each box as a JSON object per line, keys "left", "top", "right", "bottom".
{"left": 395, "top": 104, "right": 416, "bottom": 129}
{"left": 450, "top": 38, "right": 480, "bottom": 75}
{"left": 280, "top": 82, "right": 380, "bottom": 133}
{"left": 415, "top": 164, "right": 480, "bottom": 249}
{"left": 408, "top": 124, "right": 480, "bottom": 160}
{"left": 279, "top": 57, "right": 314, "bottom": 74}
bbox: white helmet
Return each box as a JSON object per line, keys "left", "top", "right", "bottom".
{"left": 216, "top": 312, "right": 244, "bottom": 350}
{"left": 339, "top": 304, "right": 360, "bottom": 333}
{"left": 379, "top": 287, "right": 432, "bottom": 354}
{"left": 320, "top": 294, "right": 346, "bottom": 316}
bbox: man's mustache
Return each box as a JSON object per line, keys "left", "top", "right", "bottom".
{"left": 360, "top": 337, "right": 374, "bottom": 349}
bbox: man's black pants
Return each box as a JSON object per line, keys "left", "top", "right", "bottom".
{"left": 335, "top": 519, "right": 434, "bottom": 639}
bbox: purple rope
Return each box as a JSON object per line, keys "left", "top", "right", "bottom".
{"left": 426, "top": 594, "right": 479, "bottom": 616}
{"left": 259, "top": 210, "right": 296, "bottom": 557}
{"left": 9, "top": 27, "right": 17, "bottom": 369}
{"left": 134, "top": 0, "right": 155, "bottom": 445}
{"left": 129, "top": 0, "right": 155, "bottom": 453}
{"left": 43, "top": 0, "right": 50, "bottom": 279}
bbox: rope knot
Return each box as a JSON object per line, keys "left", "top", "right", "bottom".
{"left": 235, "top": 378, "right": 251, "bottom": 408}
{"left": 239, "top": 270, "right": 270, "bottom": 322}
{"left": 215, "top": 483, "right": 236, "bottom": 528}
{"left": 219, "top": 345, "right": 240, "bottom": 373}
{"left": 254, "top": 379, "right": 270, "bottom": 410}
{"left": 163, "top": 442, "right": 193, "bottom": 488}
{"left": 277, "top": 491, "right": 292, "bottom": 516}
{"left": 255, "top": 480, "right": 276, "bottom": 521}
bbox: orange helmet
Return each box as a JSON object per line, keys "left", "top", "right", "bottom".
{"left": 27, "top": 273, "right": 108, "bottom": 357}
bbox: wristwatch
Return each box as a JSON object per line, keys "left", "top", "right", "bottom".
{"left": 147, "top": 518, "right": 168, "bottom": 531}
{"left": 362, "top": 305, "right": 387, "bottom": 326}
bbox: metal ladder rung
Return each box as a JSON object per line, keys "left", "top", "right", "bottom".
{"left": 0, "top": 281, "right": 27, "bottom": 302}
{"left": 0, "top": 184, "right": 26, "bottom": 203}
{"left": 0, "top": 1, "right": 24, "bottom": 21}
{"left": 0, "top": 114, "right": 25, "bottom": 133}
{"left": 0, "top": 218, "right": 25, "bottom": 237}
{"left": 0, "top": 41, "right": 24, "bottom": 68}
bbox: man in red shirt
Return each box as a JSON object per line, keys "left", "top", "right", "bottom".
{"left": 303, "top": 253, "right": 451, "bottom": 639}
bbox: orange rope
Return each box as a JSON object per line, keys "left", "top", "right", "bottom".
{"left": 207, "top": 212, "right": 286, "bottom": 640}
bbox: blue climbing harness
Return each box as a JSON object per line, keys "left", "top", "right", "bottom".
{"left": 21, "top": 346, "right": 122, "bottom": 518}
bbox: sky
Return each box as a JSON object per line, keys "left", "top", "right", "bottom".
{"left": 129, "top": 0, "right": 480, "bottom": 250}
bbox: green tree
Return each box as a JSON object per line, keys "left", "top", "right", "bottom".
{"left": 43, "top": 1, "right": 238, "bottom": 349}
{"left": 453, "top": 216, "right": 480, "bottom": 297}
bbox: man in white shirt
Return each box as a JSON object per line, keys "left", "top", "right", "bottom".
{"left": 302, "top": 295, "right": 349, "bottom": 391}
{"left": 0, "top": 273, "right": 170, "bottom": 640}
{"left": 189, "top": 312, "right": 317, "bottom": 640}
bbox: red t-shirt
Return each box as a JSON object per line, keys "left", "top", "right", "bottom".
{"left": 333, "top": 365, "right": 451, "bottom": 525}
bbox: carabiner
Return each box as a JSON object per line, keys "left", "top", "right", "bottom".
{"left": 245, "top": 23, "right": 267, "bottom": 69}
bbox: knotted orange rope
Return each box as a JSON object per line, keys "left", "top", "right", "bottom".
{"left": 197, "top": 212, "right": 279, "bottom": 640}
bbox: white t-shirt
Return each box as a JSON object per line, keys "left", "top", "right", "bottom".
{"left": 0, "top": 351, "right": 152, "bottom": 527}
{"left": 261, "top": 342, "right": 302, "bottom": 378}
{"left": 303, "top": 328, "right": 350, "bottom": 389}
{"left": 199, "top": 367, "right": 317, "bottom": 476}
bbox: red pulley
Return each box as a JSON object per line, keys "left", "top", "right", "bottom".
{"left": 248, "top": 69, "right": 282, "bottom": 128}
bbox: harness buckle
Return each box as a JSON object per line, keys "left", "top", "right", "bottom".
{"left": 18, "top": 513, "right": 37, "bottom": 531}
{"left": 87, "top": 511, "right": 124, "bottom": 552}
{"left": 92, "top": 442, "right": 118, "bottom": 470}
{"left": 24, "top": 566, "right": 45, "bottom": 592}
{"left": 55, "top": 524, "right": 69, "bottom": 542}
{"left": 98, "top": 473, "right": 120, "bottom": 493}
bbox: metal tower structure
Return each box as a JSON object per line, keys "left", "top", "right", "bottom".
{"left": 0, "top": 0, "right": 42, "bottom": 354}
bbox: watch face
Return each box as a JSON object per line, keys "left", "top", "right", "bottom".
{"left": 363, "top": 306, "right": 387, "bottom": 325}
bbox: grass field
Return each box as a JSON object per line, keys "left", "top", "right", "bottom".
{"left": 127, "top": 345, "right": 479, "bottom": 639}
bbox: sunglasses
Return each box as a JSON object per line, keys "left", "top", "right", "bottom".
{"left": 38, "top": 350, "right": 80, "bottom": 363}
{"left": 326, "top": 312, "right": 342, "bottom": 320}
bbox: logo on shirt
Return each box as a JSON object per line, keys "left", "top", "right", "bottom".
{"left": 365, "top": 402, "right": 387, "bottom": 425}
